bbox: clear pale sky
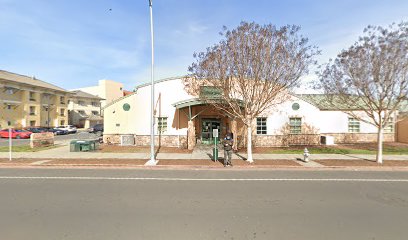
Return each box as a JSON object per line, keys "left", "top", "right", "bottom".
{"left": 1, "top": 0, "right": 407, "bottom": 90}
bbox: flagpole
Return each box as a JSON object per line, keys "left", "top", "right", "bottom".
{"left": 146, "top": 0, "right": 157, "bottom": 165}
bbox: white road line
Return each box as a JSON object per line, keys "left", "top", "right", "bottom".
{"left": 0, "top": 176, "right": 408, "bottom": 182}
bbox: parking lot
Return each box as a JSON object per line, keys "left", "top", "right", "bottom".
{"left": 0, "top": 131, "right": 100, "bottom": 147}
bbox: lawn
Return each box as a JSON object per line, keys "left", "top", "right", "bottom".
{"left": 0, "top": 145, "right": 59, "bottom": 152}
{"left": 245, "top": 142, "right": 408, "bottom": 155}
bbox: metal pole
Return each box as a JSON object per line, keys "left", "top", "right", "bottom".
{"left": 8, "top": 128, "right": 12, "bottom": 161}
{"left": 146, "top": 0, "right": 157, "bottom": 165}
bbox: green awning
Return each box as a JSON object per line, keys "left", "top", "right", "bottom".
{"left": 172, "top": 98, "right": 207, "bottom": 109}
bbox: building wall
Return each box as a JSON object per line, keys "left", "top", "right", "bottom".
{"left": 76, "top": 79, "right": 123, "bottom": 108}
{"left": 397, "top": 118, "right": 408, "bottom": 143}
{"left": 103, "top": 77, "right": 397, "bottom": 147}
{"left": 104, "top": 78, "right": 192, "bottom": 136}
{"left": 68, "top": 96, "right": 102, "bottom": 128}
{"left": 0, "top": 82, "right": 68, "bottom": 128}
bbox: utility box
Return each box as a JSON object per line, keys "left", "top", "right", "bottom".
{"left": 320, "top": 135, "right": 335, "bottom": 145}
{"left": 120, "top": 135, "right": 135, "bottom": 146}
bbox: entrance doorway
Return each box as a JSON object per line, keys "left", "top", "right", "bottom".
{"left": 201, "top": 118, "right": 221, "bottom": 144}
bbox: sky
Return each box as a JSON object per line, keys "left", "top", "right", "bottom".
{"left": 0, "top": 0, "right": 407, "bottom": 91}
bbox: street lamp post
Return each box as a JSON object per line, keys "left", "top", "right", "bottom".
{"left": 145, "top": 0, "right": 157, "bottom": 165}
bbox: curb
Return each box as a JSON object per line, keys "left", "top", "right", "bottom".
{"left": 1, "top": 163, "right": 408, "bottom": 171}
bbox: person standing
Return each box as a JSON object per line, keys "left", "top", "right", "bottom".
{"left": 223, "top": 133, "right": 233, "bottom": 167}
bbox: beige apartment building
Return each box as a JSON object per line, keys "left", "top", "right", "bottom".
{"left": 0, "top": 70, "right": 70, "bottom": 129}
{"left": 68, "top": 90, "right": 103, "bottom": 128}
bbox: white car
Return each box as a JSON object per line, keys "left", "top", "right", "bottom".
{"left": 55, "top": 125, "right": 77, "bottom": 134}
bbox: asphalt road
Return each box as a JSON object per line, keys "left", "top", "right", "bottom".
{"left": 0, "top": 132, "right": 100, "bottom": 146}
{"left": 0, "top": 169, "right": 407, "bottom": 240}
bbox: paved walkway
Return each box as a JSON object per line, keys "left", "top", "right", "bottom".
{"left": 1, "top": 144, "right": 408, "bottom": 161}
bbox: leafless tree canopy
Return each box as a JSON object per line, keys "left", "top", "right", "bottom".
{"left": 318, "top": 22, "right": 408, "bottom": 127}
{"left": 186, "top": 21, "right": 318, "bottom": 123}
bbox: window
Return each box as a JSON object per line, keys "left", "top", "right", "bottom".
{"left": 289, "top": 117, "right": 302, "bottom": 134}
{"left": 92, "top": 102, "right": 99, "bottom": 107}
{"left": 78, "top": 101, "right": 85, "bottom": 106}
{"left": 60, "top": 120, "right": 65, "bottom": 126}
{"left": 60, "top": 108, "right": 65, "bottom": 116}
{"left": 6, "top": 88, "right": 14, "bottom": 95}
{"left": 30, "top": 121, "right": 36, "bottom": 126}
{"left": 7, "top": 105, "right": 11, "bottom": 110}
{"left": 292, "top": 103, "right": 300, "bottom": 111}
{"left": 7, "top": 121, "right": 11, "bottom": 126}
{"left": 384, "top": 118, "right": 394, "bottom": 133}
{"left": 60, "top": 96, "right": 65, "bottom": 104}
{"left": 29, "top": 106, "right": 36, "bottom": 115}
{"left": 256, "top": 117, "right": 267, "bottom": 135}
{"left": 157, "top": 117, "right": 168, "bottom": 133}
{"left": 92, "top": 111, "right": 99, "bottom": 116}
{"left": 78, "top": 110, "right": 86, "bottom": 116}
{"left": 67, "top": 99, "right": 71, "bottom": 104}
{"left": 348, "top": 118, "right": 360, "bottom": 133}
{"left": 29, "top": 91, "right": 36, "bottom": 101}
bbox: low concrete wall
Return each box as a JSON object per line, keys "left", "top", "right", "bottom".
{"left": 30, "top": 132, "right": 54, "bottom": 148}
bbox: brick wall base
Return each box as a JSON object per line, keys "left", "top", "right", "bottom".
{"left": 322, "top": 133, "right": 395, "bottom": 144}
{"left": 103, "top": 134, "right": 188, "bottom": 148}
{"left": 104, "top": 133, "right": 395, "bottom": 148}
{"left": 254, "top": 133, "right": 395, "bottom": 147}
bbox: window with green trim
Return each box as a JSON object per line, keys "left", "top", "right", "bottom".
{"left": 289, "top": 117, "right": 302, "bottom": 134}
{"left": 256, "top": 117, "right": 267, "bottom": 135}
{"left": 384, "top": 117, "right": 394, "bottom": 133}
{"left": 157, "top": 117, "right": 168, "bottom": 133}
{"left": 348, "top": 118, "right": 360, "bottom": 133}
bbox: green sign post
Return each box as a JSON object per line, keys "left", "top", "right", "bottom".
{"left": 213, "top": 129, "right": 219, "bottom": 161}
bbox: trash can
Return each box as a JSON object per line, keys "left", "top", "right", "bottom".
{"left": 70, "top": 140, "right": 95, "bottom": 152}
{"left": 78, "top": 140, "right": 90, "bottom": 151}
{"left": 70, "top": 140, "right": 80, "bottom": 152}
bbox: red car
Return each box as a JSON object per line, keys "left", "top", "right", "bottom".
{"left": 0, "top": 129, "right": 32, "bottom": 139}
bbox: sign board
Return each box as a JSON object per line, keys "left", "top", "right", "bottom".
{"left": 213, "top": 129, "right": 219, "bottom": 138}
{"left": 30, "top": 132, "right": 54, "bottom": 148}
{"left": 199, "top": 86, "right": 222, "bottom": 99}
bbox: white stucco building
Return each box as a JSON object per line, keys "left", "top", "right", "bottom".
{"left": 102, "top": 77, "right": 396, "bottom": 149}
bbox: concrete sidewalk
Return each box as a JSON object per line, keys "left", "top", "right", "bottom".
{"left": 1, "top": 144, "right": 408, "bottom": 161}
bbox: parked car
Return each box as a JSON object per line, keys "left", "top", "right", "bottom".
{"left": 55, "top": 125, "right": 77, "bottom": 134}
{"left": 46, "top": 128, "right": 68, "bottom": 135}
{"left": 25, "top": 127, "right": 48, "bottom": 133}
{"left": 88, "top": 124, "right": 104, "bottom": 134}
{"left": 0, "top": 129, "right": 32, "bottom": 139}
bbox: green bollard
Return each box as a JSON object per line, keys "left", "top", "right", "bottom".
{"left": 213, "top": 136, "right": 218, "bottom": 161}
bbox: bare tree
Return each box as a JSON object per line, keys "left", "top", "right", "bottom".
{"left": 318, "top": 22, "right": 408, "bottom": 164}
{"left": 187, "top": 22, "right": 318, "bottom": 162}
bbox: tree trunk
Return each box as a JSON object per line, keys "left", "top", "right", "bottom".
{"left": 246, "top": 124, "right": 254, "bottom": 163}
{"left": 376, "top": 126, "right": 383, "bottom": 164}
